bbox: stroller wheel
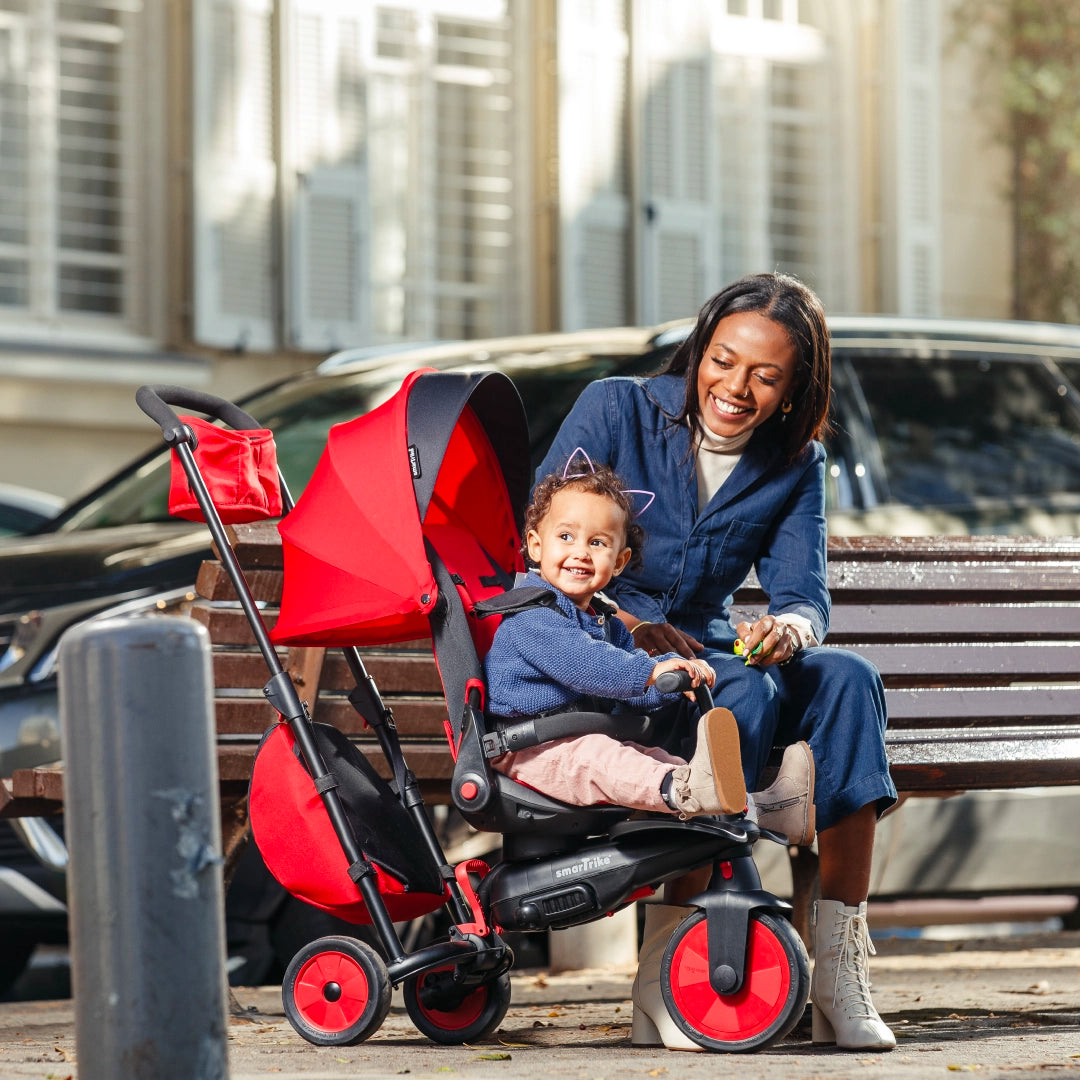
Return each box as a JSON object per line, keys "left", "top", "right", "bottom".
{"left": 403, "top": 967, "right": 512, "bottom": 1045}
{"left": 660, "top": 910, "right": 809, "bottom": 1052}
{"left": 283, "top": 935, "right": 392, "bottom": 1046}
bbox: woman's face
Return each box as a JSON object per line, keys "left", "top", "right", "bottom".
{"left": 695, "top": 311, "right": 797, "bottom": 439}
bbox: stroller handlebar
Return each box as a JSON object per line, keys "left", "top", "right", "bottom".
{"left": 136, "top": 384, "right": 264, "bottom": 444}
{"left": 654, "top": 669, "right": 716, "bottom": 713}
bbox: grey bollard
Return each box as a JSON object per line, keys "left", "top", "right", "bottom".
{"left": 60, "top": 615, "right": 228, "bottom": 1080}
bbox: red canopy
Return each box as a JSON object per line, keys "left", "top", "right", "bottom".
{"left": 271, "top": 368, "right": 528, "bottom": 647}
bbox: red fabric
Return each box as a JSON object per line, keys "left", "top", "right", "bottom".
{"left": 272, "top": 369, "right": 522, "bottom": 648}
{"left": 272, "top": 370, "right": 437, "bottom": 646}
{"left": 169, "top": 416, "right": 282, "bottom": 524}
{"left": 249, "top": 724, "right": 448, "bottom": 924}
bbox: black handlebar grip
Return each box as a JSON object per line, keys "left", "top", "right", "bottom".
{"left": 136, "top": 384, "right": 264, "bottom": 443}
{"left": 654, "top": 670, "right": 692, "bottom": 694}
{"left": 655, "top": 668, "right": 716, "bottom": 713}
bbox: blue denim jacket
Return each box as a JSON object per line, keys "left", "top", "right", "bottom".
{"left": 536, "top": 375, "right": 830, "bottom": 647}
{"left": 483, "top": 571, "right": 683, "bottom": 717}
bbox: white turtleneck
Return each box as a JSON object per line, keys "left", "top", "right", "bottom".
{"left": 693, "top": 421, "right": 817, "bottom": 651}
{"left": 694, "top": 424, "right": 753, "bottom": 513}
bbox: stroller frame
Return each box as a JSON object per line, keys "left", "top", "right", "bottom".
{"left": 137, "top": 378, "right": 810, "bottom": 1053}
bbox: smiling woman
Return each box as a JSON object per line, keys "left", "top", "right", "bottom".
{"left": 695, "top": 311, "right": 796, "bottom": 439}
{"left": 536, "top": 272, "right": 898, "bottom": 1052}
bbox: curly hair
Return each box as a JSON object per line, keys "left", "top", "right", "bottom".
{"left": 525, "top": 463, "right": 646, "bottom": 571}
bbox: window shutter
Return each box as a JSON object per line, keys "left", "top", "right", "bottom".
{"left": 286, "top": 0, "right": 369, "bottom": 351}
{"left": 191, "top": 0, "right": 277, "bottom": 350}
{"left": 0, "top": 11, "right": 31, "bottom": 311}
{"left": 895, "top": 0, "right": 941, "bottom": 316}
{"left": 557, "top": 0, "right": 632, "bottom": 330}
{"left": 635, "top": 0, "right": 718, "bottom": 324}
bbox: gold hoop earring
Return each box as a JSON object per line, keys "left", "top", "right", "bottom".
{"left": 781, "top": 400, "right": 793, "bottom": 414}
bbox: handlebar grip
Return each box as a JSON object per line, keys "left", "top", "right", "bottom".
{"left": 654, "top": 670, "right": 692, "bottom": 694}
{"left": 136, "top": 384, "right": 264, "bottom": 442}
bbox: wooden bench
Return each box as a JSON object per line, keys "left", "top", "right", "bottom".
{"left": 6, "top": 530, "right": 1080, "bottom": 912}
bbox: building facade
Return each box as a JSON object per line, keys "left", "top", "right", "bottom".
{"left": 0, "top": 0, "right": 1011, "bottom": 497}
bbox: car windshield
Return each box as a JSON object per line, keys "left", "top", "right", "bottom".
{"left": 847, "top": 351, "right": 1080, "bottom": 507}
{"left": 49, "top": 345, "right": 672, "bottom": 533}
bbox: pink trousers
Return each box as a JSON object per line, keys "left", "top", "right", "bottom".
{"left": 494, "top": 734, "right": 687, "bottom": 812}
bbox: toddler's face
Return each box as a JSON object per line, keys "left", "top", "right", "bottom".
{"left": 527, "top": 488, "right": 632, "bottom": 610}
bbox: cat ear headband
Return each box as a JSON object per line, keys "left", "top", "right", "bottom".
{"left": 562, "top": 447, "right": 656, "bottom": 516}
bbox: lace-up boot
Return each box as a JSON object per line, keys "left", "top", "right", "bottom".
{"left": 810, "top": 899, "right": 896, "bottom": 1049}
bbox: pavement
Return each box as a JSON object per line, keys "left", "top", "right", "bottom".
{"left": 2, "top": 930, "right": 1079, "bottom": 1079}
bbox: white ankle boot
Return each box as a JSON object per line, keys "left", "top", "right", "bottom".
{"left": 666, "top": 708, "right": 746, "bottom": 819}
{"left": 810, "top": 899, "right": 896, "bottom": 1050}
{"left": 630, "top": 904, "right": 700, "bottom": 1050}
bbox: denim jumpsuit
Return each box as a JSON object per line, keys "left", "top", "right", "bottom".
{"left": 536, "top": 374, "right": 897, "bottom": 831}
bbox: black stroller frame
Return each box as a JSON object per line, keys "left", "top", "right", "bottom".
{"left": 137, "top": 379, "right": 811, "bottom": 1053}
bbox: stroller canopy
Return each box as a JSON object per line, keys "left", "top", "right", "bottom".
{"left": 272, "top": 368, "right": 530, "bottom": 647}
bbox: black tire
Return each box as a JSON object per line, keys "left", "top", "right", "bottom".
{"left": 660, "top": 910, "right": 810, "bottom": 1052}
{"left": 403, "top": 967, "right": 512, "bottom": 1044}
{"left": 0, "top": 936, "right": 37, "bottom": 1000}
{"left": 282, "top": 935, "right": 391, "bottom": 1046}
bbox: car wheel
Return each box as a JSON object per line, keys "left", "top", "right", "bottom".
{"left": 0, "top": 936, "right": 37, "bottom": 1000}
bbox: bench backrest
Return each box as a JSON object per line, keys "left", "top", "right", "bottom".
{"left": 198, "top": 528, "right": 1080, "bottom": 799}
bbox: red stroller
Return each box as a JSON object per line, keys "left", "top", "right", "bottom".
{"left": 137, "top": 370, "right": 810, "bottom": 1053}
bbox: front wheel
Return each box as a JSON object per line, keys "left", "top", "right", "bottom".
{"left": 661, "top": 910, "right": 809, "bottom": 1052}
{"left": 283, "top": 935, "right": 391, "bottom": 1046}
{"left": 403, "top": 967, "right": 512, "bottom": 1044}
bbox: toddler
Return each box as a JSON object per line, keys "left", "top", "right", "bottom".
{"left": 483, "top": 461, "right": 746, "bottom": 817}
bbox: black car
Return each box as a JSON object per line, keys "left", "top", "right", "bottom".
{"left": 4, "top": 316, "right": 1080, "bottom": 994}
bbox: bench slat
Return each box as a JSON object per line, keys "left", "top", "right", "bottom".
{"left": 212, "top": 696, "right": 450, "bottom": 736}
{"left": 836, "top": 641, "right": 1080, "bottom": 683}
{"left": 212, "top": 651, "right": 443, "bottom": 696}
{"left": 884, "top": 685, "right": 1080, "bottom": 722}
{"left": 824, "top": 602, "right": 1080, "bottom": 639}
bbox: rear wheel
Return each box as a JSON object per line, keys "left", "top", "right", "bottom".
{"left": 282, "top": 935, "right": 391, "bottom": 1046}
{"left": 661, "top": 910, "right": 809, "bottom": 1052}
{"left": 403, "top": 967, "right": 512, "bottom": 1044}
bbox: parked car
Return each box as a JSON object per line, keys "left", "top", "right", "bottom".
{"left": 0, "top": 484, "right": 64, "bottom": 537}
{"left": 3, "top": 315, "right": 1080, "bottom": 994}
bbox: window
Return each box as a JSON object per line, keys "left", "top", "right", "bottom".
{"left": 0, "top": 0, "right": 146, "bottom": 328}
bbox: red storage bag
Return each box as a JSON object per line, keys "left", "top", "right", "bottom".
{"left": 249, "top": 722, "right": 449, "bottom": 924}
{"left": 168, "top": 415, "right": 282, "bottom": 524}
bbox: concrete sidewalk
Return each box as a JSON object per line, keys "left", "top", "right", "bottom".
{"left": 2, "top": 931, "right": 1079, "bottom": 1079}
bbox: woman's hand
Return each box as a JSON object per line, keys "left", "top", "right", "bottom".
{"left": 647, "top": 655, "right": 716, "bottom": 696}
{"left": 735, "top": 615, "right": 797, "bottom": 668}
{"left": 629, "top": 619, "right": 704, "bottom": 660}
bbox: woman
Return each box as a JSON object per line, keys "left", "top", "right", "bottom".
{"left": 536, "top": 272, "right": 897, "bottom": 1051}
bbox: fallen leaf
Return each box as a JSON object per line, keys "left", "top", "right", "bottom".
{"left": 946, "top": 1066, "right": 981, "bottom": 1072}
{"left": 475, "top": 1053, "right": 512, "bottom": 1061}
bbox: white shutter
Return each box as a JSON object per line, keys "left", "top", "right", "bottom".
{"left": 635, "top": 0, "right": 718, "bottom": 325}
{"left": 191, "top": 0, "right": 276, "bottom": 350}
{"left": 895, "top": 0, "right": 941, "bottom": 316}
{"left": 557, "top": 0, "right": 631, "bottom": 330}
{"left": 0, "top": 10, "right": 31, "bottom": 312}
{"left": 285, "top": 0, "right": 370, "bottom": 351}
{"left": 429, "top": 11, "right": 521, "bottom": 339}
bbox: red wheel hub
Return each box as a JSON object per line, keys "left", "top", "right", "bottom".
{"left": 668, "top": 918, "right": 791, "bottom": 1042}
{"left": 293, "top": 950, "right": 371, "bottom": 1033}
{"left": 415, "top": 967, "right": 487, "bottom": 1030}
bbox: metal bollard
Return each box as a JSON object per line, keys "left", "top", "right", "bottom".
{"left": 60, "top": 615, "right": 228, "bottom": 1080}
